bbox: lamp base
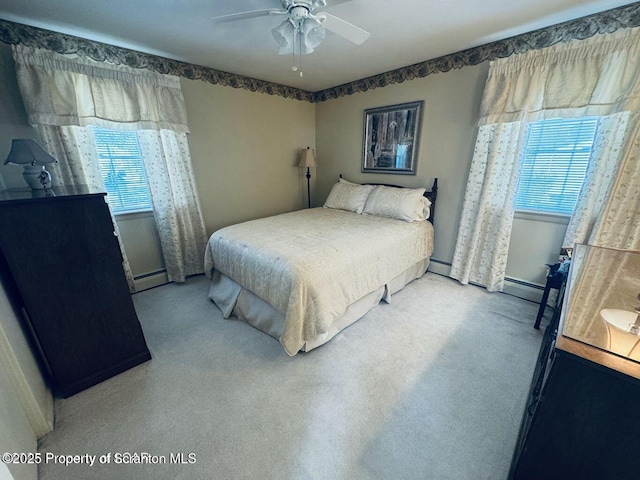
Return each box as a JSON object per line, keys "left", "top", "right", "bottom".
{"left": 23, "top": 165, "right": 52, "bottom": 190}
{"left": 306, "top": 166, "right": 312, "bottom": 209}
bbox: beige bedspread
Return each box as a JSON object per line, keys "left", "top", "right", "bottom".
{"left": 204, "top": 207, "right": 434, "bottom": 355}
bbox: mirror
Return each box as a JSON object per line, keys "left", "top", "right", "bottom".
{"left": 562, "top": 244, "right": 640, "bottom": 363}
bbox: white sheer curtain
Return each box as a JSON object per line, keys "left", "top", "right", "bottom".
{"left": 12, "top": 45, "right": 207, "bottom": 287}
{"left": 451, "top": 27, "right": 640, "bottom": 291}
{"left": 589, "top": 116, "right": 640, "bottom": 250}
{"left": 449, "top": 122, "right": 527, "bottom": 291}
{"left": 137, "top": 130, "right": 207, "bottom": 282}
{"left": 562, "top": 112, "right": 631, "bottom": 247}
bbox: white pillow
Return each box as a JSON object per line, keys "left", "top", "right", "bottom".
{"left": 324, "top": 181, "right": 374, "bottom": 214}
{"left": 363, "top": 185, "right": 431, "bottom": 222}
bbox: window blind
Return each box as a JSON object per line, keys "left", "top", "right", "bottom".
{"left": 515, "top": 117, "right": 599, "bottom": 215}
{"left": 92, "top": 127, "right": 153, "bottom": 214}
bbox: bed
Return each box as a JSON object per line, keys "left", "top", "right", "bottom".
{"left": 204, "top": 177, "right": 438, "bottom": 355}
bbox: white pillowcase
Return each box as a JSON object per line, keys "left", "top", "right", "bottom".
{"left": 363, "top": 185, "right": 431, "bottom": 222}
{"left": 323, "top": 180, "right": 374, "bottom": 214}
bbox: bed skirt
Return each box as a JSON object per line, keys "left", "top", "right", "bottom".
{"left": 208, "top": 258, "right": 430, "bottom": 353}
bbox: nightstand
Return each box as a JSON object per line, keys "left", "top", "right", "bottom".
{"left": 534, "top": 263, "right": 569, "bottom": 329}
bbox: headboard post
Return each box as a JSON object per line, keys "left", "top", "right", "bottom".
{"left": 429, "top": 178, "right": 438, "bottom": 224}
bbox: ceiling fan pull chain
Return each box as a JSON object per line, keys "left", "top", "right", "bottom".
{"left": 298, "top": 26, "right": 304, "bottom": 77}
{"left": 290, "top": 22, "right": 303, "bottom": 77}
{"left": 291, "top": 39, "right": 297, "bottom": 72}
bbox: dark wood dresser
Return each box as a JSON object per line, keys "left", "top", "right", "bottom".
{"left": 0, "top": 186, "right": 151, "bottom": 398}
{"left": 510, "top": 250, "right": 640, "bottom": 479}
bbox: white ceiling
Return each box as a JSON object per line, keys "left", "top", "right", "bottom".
{"left": 0, "top": 0, "right": 635, "bottom": 92}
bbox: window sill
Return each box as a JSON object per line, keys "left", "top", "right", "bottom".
{"left": 113, "top": 209, "right": 154, "bottom": 220}
{"left": 514, "top": 210, "right": 570, "bottom": 225}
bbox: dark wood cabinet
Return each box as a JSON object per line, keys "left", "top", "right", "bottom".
{"left": 0, "top": 186, "right": 151, "bottom": 398}
{"left": 510, "top": 294, "right": 640, "bottom": 479}
{"left": 512, "top": 349, "right": 640, "bottom": 479}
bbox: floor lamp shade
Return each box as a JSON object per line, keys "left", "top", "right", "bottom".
{"left": 4, "top": 139, "right": 57, "bottom": 189}
{"left": 298, "top": 147, "right": 317, "bottom": 208}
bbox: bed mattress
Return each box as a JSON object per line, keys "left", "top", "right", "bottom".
{"left": 204, "top": 207, "right": 434, "bottom": 355}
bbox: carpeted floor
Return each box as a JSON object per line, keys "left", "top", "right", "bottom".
{"left": 38, "top": 272, "right": 544, "bottom": 480}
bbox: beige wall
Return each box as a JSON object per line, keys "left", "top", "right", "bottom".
{"left": 507, "top": 214, "right": 569, "bottom": 287}
{"left": 115, "top": 212, "right": 166, "bottom": 285}
{"left": 315, "top": 62, "right": 568, "bottom": 296}
{"left": 182, "top": 78, "right": 316, "bottom": 234}
{"left": 116, "top": 77, "right": 318, "bottom": 281}
{"left": 115, "top": 76, "right": 317, "bottom": 283}
{"left": 315, "top": 63, "right": 487, "bottom": 265}
{"left": 0, "top": 362, "right": 36, "bottom": 480}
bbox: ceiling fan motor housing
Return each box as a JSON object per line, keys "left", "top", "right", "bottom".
{"left": 283, "top": 0, "right": 327, "bottom": 18}
{"left": 282, "top": 0, "right": 325, "bottom": 9}
{"left": 290, "top": 6, "right": 311, "bottom": 22}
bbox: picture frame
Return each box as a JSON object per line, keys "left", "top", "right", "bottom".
{"left": 362, "top": 100, "right": 424, "bottom": 175}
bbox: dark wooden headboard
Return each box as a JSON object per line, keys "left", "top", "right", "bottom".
{"left": 338, "top": 175, "right": 439, "bottom": 224}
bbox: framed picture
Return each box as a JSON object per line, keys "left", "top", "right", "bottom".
{"left": 362, "top": 100, "right": 423, "bottom": 175}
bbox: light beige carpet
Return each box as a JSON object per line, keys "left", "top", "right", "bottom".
{"left": 38, "top": 272, "right": 543, "bottom": 480}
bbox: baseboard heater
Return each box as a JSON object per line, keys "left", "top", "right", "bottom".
{"left": 505, "top": 276, "right": 544, "bottom": 290}
{"left": 133, "top": 269, "right": 169, "bottom": 292}
{"left": 428, "top": 259, "right": 544, "bottom": 302}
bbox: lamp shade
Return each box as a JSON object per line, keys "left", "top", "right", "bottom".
{"left": 4, "top": 139, "right": 57, "bottom": 190}
{"left": 297, "top": 147, "right": 317, "bottom": 168}
{"left": 4, "top": 139, "right": 57, "bottom": 166}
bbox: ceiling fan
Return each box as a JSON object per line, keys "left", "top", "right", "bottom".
{"left": 211, "top": 0, "right": 370, "bottom": 60}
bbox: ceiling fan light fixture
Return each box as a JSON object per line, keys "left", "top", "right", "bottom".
{"left": 301, "top": 18, "right": 325, "bottom": 53}
{"left": 272, "top": 17, "right": 325, "bottom": 55}
{"left": 272, "top": 19, "right": 296, "bottom": 54}
{"left": 217, "top": 0, "right": 369, "bottom": 75}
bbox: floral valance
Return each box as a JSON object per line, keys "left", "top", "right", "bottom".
{"left": 479, "top": 27, "right": 640, "bottom": 125}
{"left": 12, "top": 45, "right": 190, "bottom": 132}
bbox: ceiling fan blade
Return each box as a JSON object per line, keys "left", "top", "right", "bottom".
{"left": 316, "top": 12, "right": 369, "bottom": 44}
{"left": 211, "top": 9, "right": 285, "bottom": 24}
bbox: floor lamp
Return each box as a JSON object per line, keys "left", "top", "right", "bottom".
{"left": 298, "top": 147, "right": 317, "bottom": 208}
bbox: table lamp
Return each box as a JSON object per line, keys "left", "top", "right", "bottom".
{"left": 4, "top": 139, "right": 57, "bottom": 189}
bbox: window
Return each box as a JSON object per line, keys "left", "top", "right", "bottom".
{"left": 92, "top": 127, "right": 153, "bottom": 214}
{"left": 515, "top": 117, "right": 599, "bottom": 215}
